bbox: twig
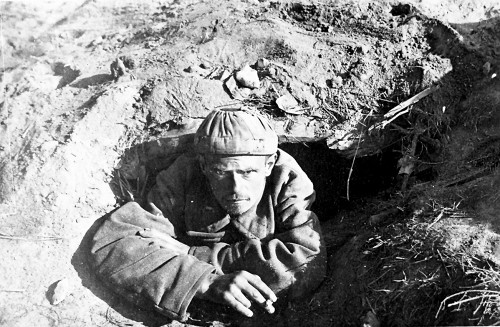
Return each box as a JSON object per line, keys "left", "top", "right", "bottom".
{"left": 385, "top": 86, "right": 438, "bottom": 119}
{"left": 367, "top": 267, "right": 393, "bottom": 286}
{"left": 443, "top": 168, "right": 491, "bottom": 187}
{"left": 426, "top": 210, "right": 444, "bottom": 231}
{"left": 346, "top": 132, "right": 362, "bottom": 201}
{"left": 117, "top": 171, "right": 125, "bottom": 197}
{"left": 170, "top": 92, "right": 189, "bottom": 113}
{"left": 213, "top": 102, "right": 243, "bottom": 109}
{"left": 401, "top": 127, "right": 421, "bottom": 192}
{"left": 448, "top": 293, "right": 500, "bottom": 307}
{"left": 370, "top": 85, "right": 439, "bottom": 130}
{"left": 436, "top": 248, "right": 451, "bottom": 279}
{"left": 0, "top": 289, "right": 25, "bottom": 292}
{"left": 0, "top": 233, "right": 67, "bottom": 241}
{"left": 437, "top": 290, "right": 500, "bottom": 318}
{"left": 21, "top": 123, "right": 35, "bottom": 138}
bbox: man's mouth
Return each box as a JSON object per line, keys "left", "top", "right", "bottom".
{"left": 225, "top": 197, "right": 249, "bottom": 203}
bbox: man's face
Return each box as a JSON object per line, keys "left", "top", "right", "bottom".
{"left": 201, "top": 154, "right": 276, "bottom": 216}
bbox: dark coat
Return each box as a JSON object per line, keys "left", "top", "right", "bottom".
{"left": 90, "top": 149, "right": 326, "bottom": 321}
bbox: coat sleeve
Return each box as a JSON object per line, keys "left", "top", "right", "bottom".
{"left": 194, "top": 162, "right": 327, "bottom": 299}
{"left": 89, "top": 201, "right": 216, "bottom": 322}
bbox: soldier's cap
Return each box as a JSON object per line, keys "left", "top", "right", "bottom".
{"left": 194, "top": 108, "right": 278, "bottom": 155}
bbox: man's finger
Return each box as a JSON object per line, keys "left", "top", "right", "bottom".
{"left": 246, "top": 274, "right": 277, "bottom": 302}
{"left": 224, "top": 293, "right": 253, "bottom": 317}
{"left": 241, "top": 286, "right": 275, "bottom": 314}
{"left": 241, "top": 287, "right": 275, "bottom": 314}
{"left": 237, "top": 274, "right": 276, "bottom": 314}
{"left": 231, "top": 288, "right": 252, "bottom": 309}
{"left": 240, "top": 283, "right": 266, "bottom": 305}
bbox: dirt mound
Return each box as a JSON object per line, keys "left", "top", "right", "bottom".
{"left": 1, "top": 0, "right": 500, "bottom": 326}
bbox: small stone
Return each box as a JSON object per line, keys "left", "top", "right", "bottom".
{"left": 483, "top": 62, "right": 491, "bottom": 75}
{"left": 110, "top": 58, "right": 128, "bottom": 79}
{"left": 50, "top": 278, "right": 72, "bottom": 305}
{"left": 225, "top": 76, "right": 238, "bottom": 97}
{"left": 119, "top": 56, "right": 136, "bottom": 69}
{"left": 186, "top": 65, "right": 207, "bottom": 76}
{"left": 358, "top": 44, "right": 370, "bottom": 54}
{"left": 235, "top": 65, "right": 260, "bottom": 89}
{"left": 328, "top": 76, "right": 343, "bottom": 87}
{"left": 219, "top": 70, "right": 231, "bottom": 81}
{"left": 90, "top": 36, "right": 103, "bottom": 46}
{"left": 225, "top": 76, "right": 252, "bottom": 100}
{"left": 256, "top": 58, "right": 269, "bottom": 69}
{"left": 289, "top": 80, "right": 318, "bottom": 109}
{"left": 276, "top": 93, "right": 302, "bottom": 115}
{"left": 200, "top": 61, "right": 212, "bottom": 69}
{"left": 359, "top": 70, "right": 374, "bottom": 82}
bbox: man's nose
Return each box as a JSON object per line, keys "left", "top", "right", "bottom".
{"left": 228, "top": 173, "right": 244, "bottom": 193}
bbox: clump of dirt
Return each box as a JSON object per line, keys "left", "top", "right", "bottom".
{"left": 1, "top": 0, "right": 500, "bottom": 326}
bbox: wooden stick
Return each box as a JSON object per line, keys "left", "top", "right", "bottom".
{"left": 370, "top": 85, "right": 439, "bottom": 131}
{"left": 0, "top": 233, "right": 66, "bottom": 241}
{"left": 384, "top": 86, "right": 439, "bottom": 119}
{"left": 346, "top": 132, "right": 362, "bottom": 201}
{"left": 436, "top": 248, "right": 451, "bottom": 279}
{"left": 401, "top": 128, "right": 421, "bottom": 192}
{"left": 0, "top": 289, "right": 25, "bottom": 292}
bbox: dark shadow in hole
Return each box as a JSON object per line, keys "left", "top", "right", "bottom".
{"left": 109, "top": 132, "right": 196, "bottom": 207}
{"left": 71, "top": 74, "right": 114, "bottom": 88}
{"left": 279, "top": 141, "right": 399, "bottom": 221}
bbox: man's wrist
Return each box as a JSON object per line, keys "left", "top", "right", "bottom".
{"left": 195, "top": 273, "right": 217, "bottom": 299}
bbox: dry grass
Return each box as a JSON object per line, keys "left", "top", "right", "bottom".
{"left": 438, "top": 259, "right": 500, "bottom": 324}
{"left": 353, "top": 195, "right": 500, "bottom": 326}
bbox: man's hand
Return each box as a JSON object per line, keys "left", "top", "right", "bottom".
{"left": 196, "top": 271, "right": 278, "bottom": 317}
{"left": 137, "top": 228, "right": 190, "bottom": 254}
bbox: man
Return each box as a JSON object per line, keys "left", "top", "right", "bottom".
{"left": 90, "top": 108, "right": 326, "bottom": 322}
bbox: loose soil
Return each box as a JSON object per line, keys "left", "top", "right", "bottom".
{"left": 1, "top": 0, "right": 500, "bottom": 326}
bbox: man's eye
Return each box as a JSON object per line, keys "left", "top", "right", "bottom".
{"left": 212, "top": 169, "right": 225, "bottom": 176}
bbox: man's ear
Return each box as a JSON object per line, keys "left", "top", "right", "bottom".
{"left": 264, "top": 153, "right": 277, "bottom": 177}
